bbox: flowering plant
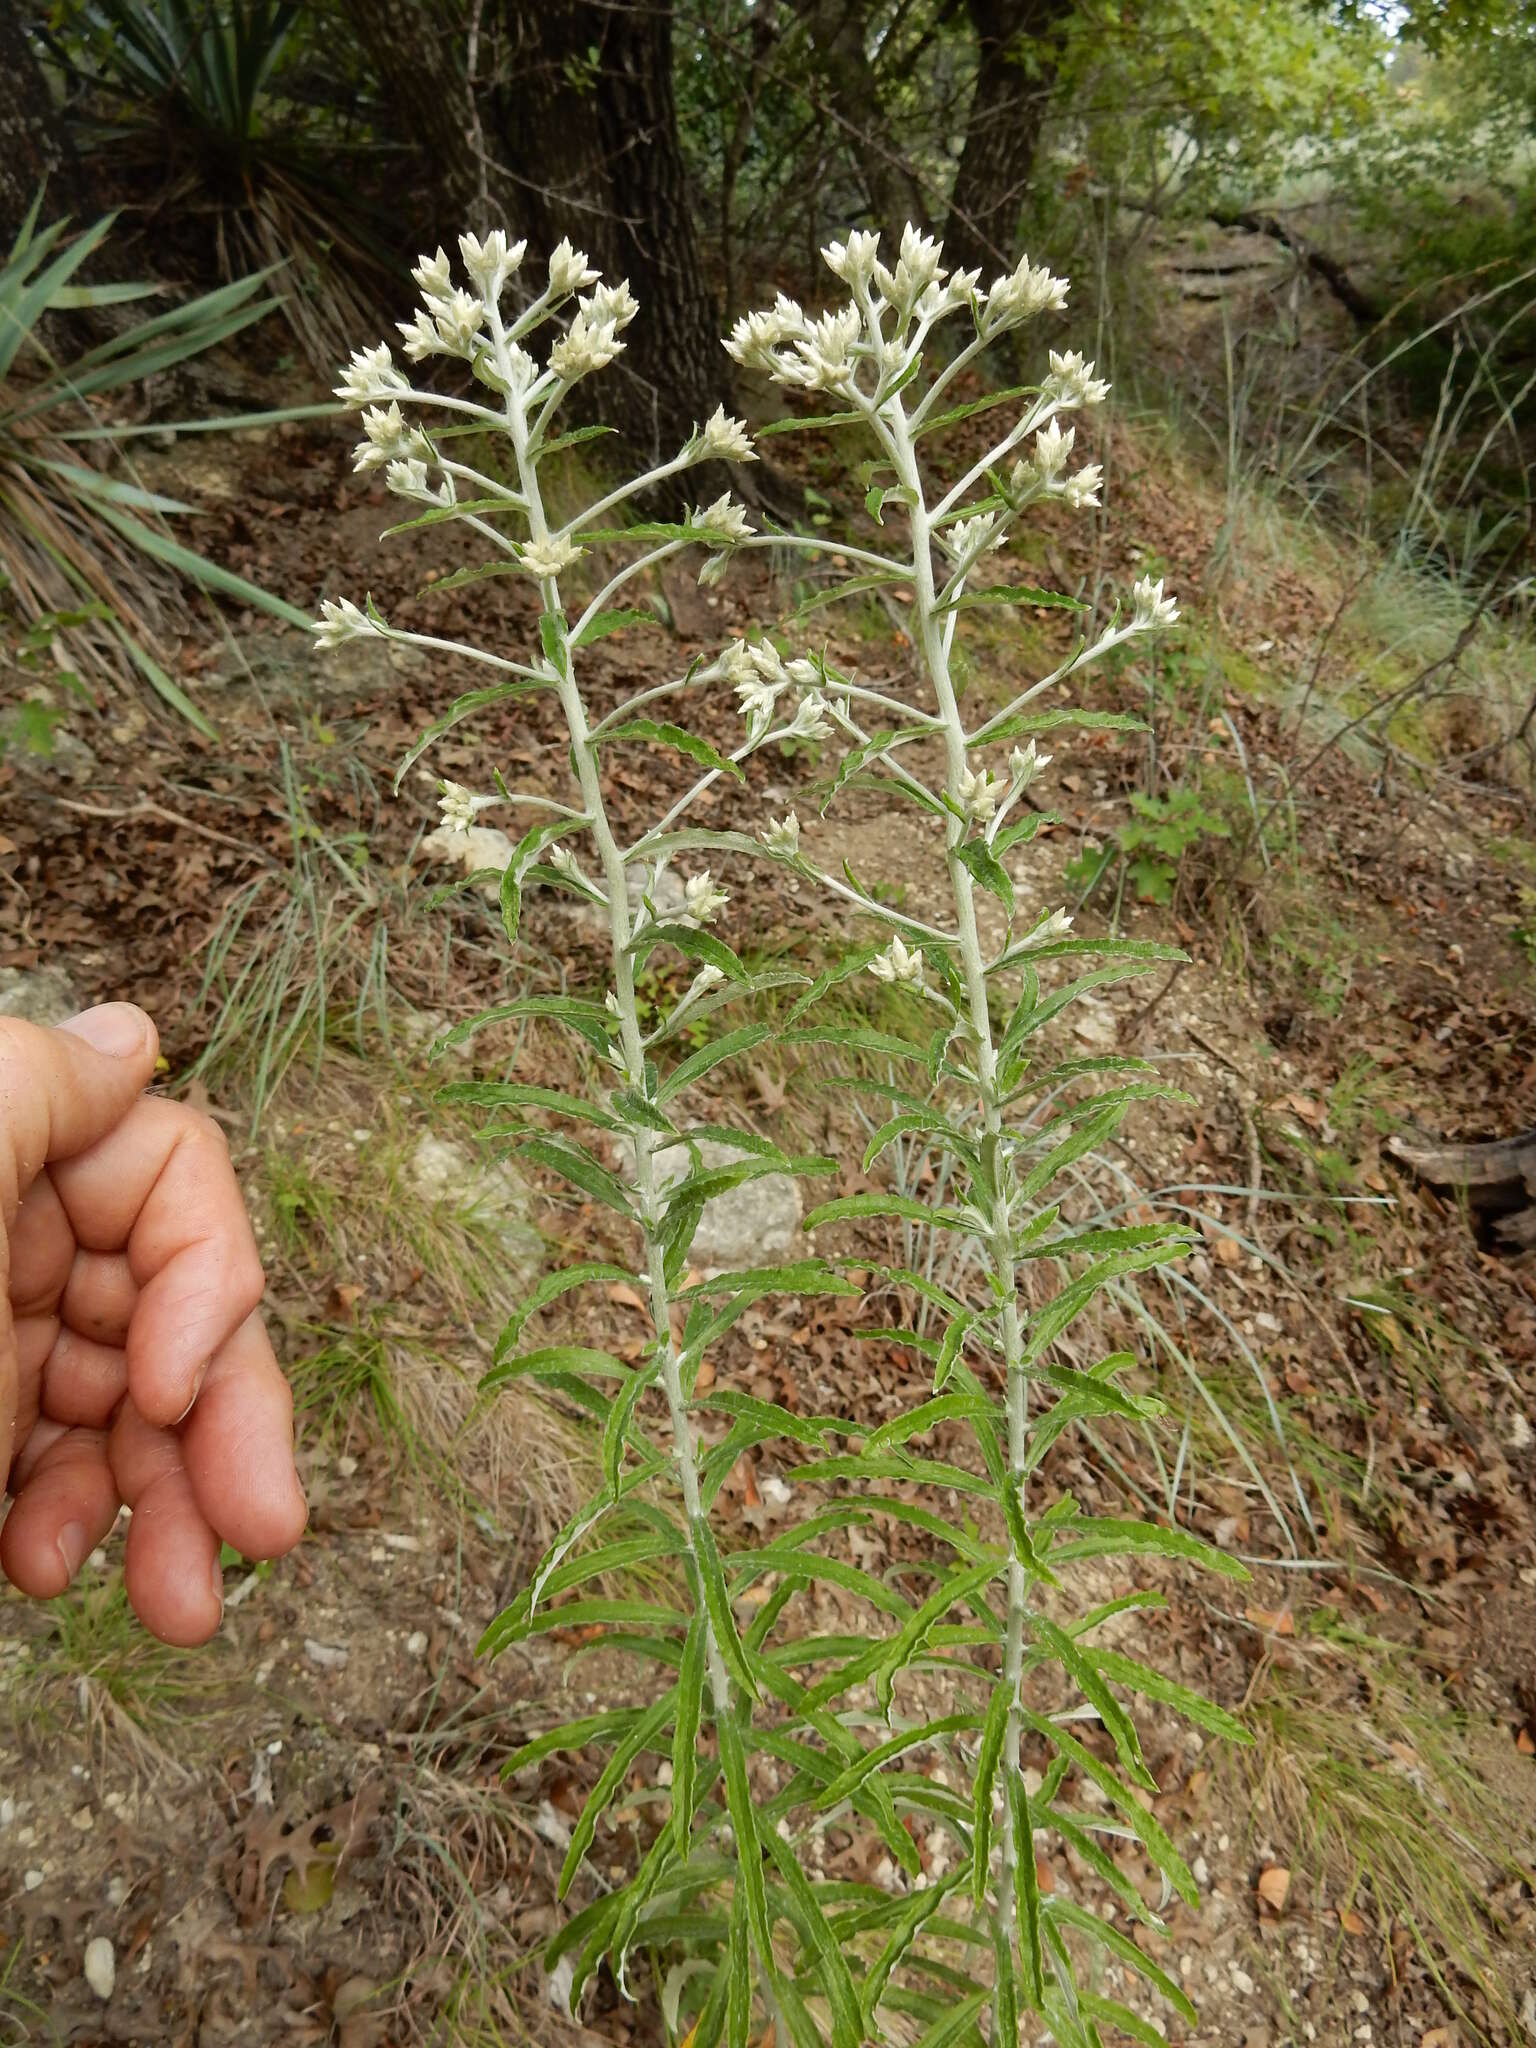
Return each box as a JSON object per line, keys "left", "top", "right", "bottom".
{"left": 323, "top": 219, "right": 1248, "bottom": 2048}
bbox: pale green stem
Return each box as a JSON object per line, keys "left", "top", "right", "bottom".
{"left": 489, "top": 305, "right": 736, "bottom": 1718}
{"left": 880, "top": 390, "right": 1034, "bottom": 2048}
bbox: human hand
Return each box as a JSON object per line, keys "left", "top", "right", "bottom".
{"left": 1, "top": 1003, "right": 306, "bottom": 1644}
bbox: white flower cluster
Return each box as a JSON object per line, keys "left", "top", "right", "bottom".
{"left": 522, "top": 532, "right": 585, "bottom": 581}
{"left": 1009, "top": 417, "right": 1103, "bottom": 512}
{"left": 438, "top": 780, "right": 496, "bottom": 833}
{"left": 1132, "top": 575, "right": 1180, "bottom": 630}
{"left": 690, "top": 405, "right": 757, "bottom": 465}
{"left": 313, "top": 596, "right": 383, "bottom": 649}
{"left": 977, "top": 253, "right": 1071, "bottom": 339}
{"left": 720, "top": 639, "right": 821, "bottom": 736}
{"left": 684, "top": 870, "right": 728, "bottom": 924}
{"left": 868, "top": 933, "right": 925, "bottom": 987}
{"left": 759, "top": 811, "right": 801, "bottom": 856}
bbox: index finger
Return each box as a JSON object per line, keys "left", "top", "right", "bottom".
{"left": 0, "top": 1005, "right": 159, "bottom": 1227}
{"left": 46, "top": 1097, "right": 267, "bottom": 1428}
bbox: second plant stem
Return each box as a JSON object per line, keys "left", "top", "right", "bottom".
{"left": 884, "top": 395, "right": 1035, "bottom": 2040}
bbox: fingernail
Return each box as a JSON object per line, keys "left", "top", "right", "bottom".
{"left": 211, "top": 1553, "right": 226, "bottom": 1618}
{"left": 173, "top": 1362, "right": 209, "bottom": 1427}
{"left": 59, "top": 1003, "right": 151, "bottom": 1059}
{"left": 57, "top": 1522, "right": 89, "bottom": 1583}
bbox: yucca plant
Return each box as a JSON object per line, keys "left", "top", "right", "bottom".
{"left": 0, "top": 194, "right": 315, "bottom": 734}
{"left": 49, "top": 0, "right": 387, "bottom": 368}
{"left": 322, "top": 223, "right": 1250, "bottom": 2048}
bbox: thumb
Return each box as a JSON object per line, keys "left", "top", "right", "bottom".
{"left": 0, "top": 1004, "right": 160, "bottom": 1229}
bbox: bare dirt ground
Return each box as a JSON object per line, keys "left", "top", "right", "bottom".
{"left": 2, "top": 362, "right": 1534, "bottom": 2048}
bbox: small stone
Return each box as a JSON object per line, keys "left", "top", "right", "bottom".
{"left": 83, "top": 1937, "right": 115, "bottom": 2002}
{"left": 335, "top": 1454, "right": 358, "bottom": 1478}
{"left": 23, "top": 1869, "right": 43, "bottom": 1892}
{"left": 405, "top": 1631, "right": 428, "bottom": 1658}
{"left": 304, "top": 1638, "right": 349, "bottom": 1671}
{"left": 70, "top": 1804, "right": 94, "bottom": 1832}
{"left": 1231, "top": 1967, "right": 1255, "bottom": 1995}
{"left": 0, "top": 1797, "right": 13, "bottom": 1826}
{"left": 1192, "top": 1854, "right": 1210, "bottom": 1886}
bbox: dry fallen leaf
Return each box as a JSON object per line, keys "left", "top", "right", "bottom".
{"left": 1244, "top": 1605, "right": 1295, "bottom": 1636}
{"left": 1338, "top": 1907, "right": 1366, "bottom": 1936}
{"left": 1214, "top": 1236, "right": 1243, "bottom": 1267}
{"left": 1257, "top": 1864, "right": 1291, "bottom": 1913}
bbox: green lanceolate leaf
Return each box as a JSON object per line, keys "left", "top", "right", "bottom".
{"left": 803, "top": 1191, "right": 973, "bottom": 1233}
{"left": 814, "top": 1712, "right": 983, "bottom": 1811}
{"left": 1045, "top": 1515, "right": 1250, "bottom": 1580}
{"left": 573, "top": 606, "right": 660, "bottom": 647}
{"left": 430, "top": 992, "right": 613, "bottom": 1057}
{"left": 1008, "top": 1768, "right": 1046, "bottom": 2007}
{"left": 672, "top": 1610, "right": 706, "bottom": 1855}
{"left": 660, "top": 1024, "right": 785, "bottom": 1105}
{"left": 726, "top": 1874, "right": 753, "bottom": 2048}
{"left": 1089, "top": 1647, "right": 1252, "bottom": 1746}
{"left": 956, "top": 836, "right": 1015, "bottom": 914}
{"left": 935, "top": 583, "right": 1085, "bottom": 616}
{"left": 1017, "top": 1711, "right": 1197, "bottom": 1906}
{"left": 602, "top": 1358, "right": 657, "bottom": 1499}
{"left": 482, "top": 1343, "right": 631, "bottom": 1390}
{"left": 599, "top": 719, "right": 744, "bottom": 782}
{"left": 628, "top": 921, "right": 748, "bottom": 981}
{"left": 498, "top": 865, "right": 520, "bottom": 948}
{"left": 1025, "top": 1614, "right": 1152, "bottom": 1791}
{"left": 763, "top": 1836, "right": 864, "bottom": 2048}
{"left": 539, "top": 610, "right": 569, "bottom": 679}
{"left": 690, "top": 1519, "right": 760, "bottom": 1703}
{"left": 558, "top": 1691, "right": 677, "bottom": 1898}
{"left": 493, "top": 1261, "right": 636, "bottom": 1352}
{"left": 716, "top": 1707, "right": 774, "bottom": 1967}
{"left": 870, "top": 1559, "right": 1001, "bottom": 1719}
{"left": 515, "top": 1134, "right": 635, "bottom": 1217}
{"left": 971, "top": 1680, "right": 1013, "bottom": 1907}
{"left": 394, "top": 680, "right": 549, "bottom": 789}
{"left": 980, "top": 707, "right": 1147, "bottom": 744}
{"left": 1044, "top": 1898, "right": 1196, "bottom": 2023}
{"left": 861, "top": 1872, "right": 966, "bottom": 2030}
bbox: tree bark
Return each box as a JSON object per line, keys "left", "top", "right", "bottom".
{"left": 0, "top": 3, "right": 89, "bottom": 251}
{"left": 790, "top": 0, "right": 933, "bottom": 248}
{"left": 943, "top": 0, "right": 1074, "bottom": 280}
{"left": 490, "top": 2, "right": 723, "bottom": 466}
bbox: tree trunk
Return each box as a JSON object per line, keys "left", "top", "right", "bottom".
{"left": 790, "top": 0, "right": 932, "bottom": 249}
{"left": 337, "top": 0, "right": 518, "bottom": 241}
{"left": 943, "top": 0, "right": 1074, "bottom": 280}
{"left": 0, "top": 3, "right": 89, "bottom": 251}
{"left": 491, "top": 2, "right": 722, "bottom": 466}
